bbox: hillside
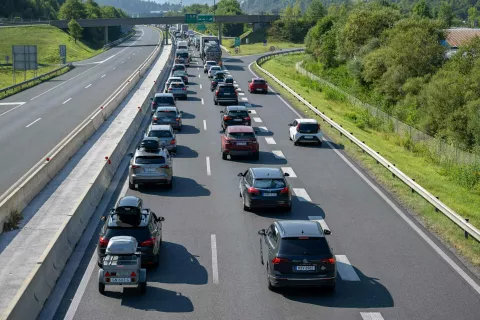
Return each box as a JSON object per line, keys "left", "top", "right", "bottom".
{"left": 95, "top": 0, "right": 181, "bottom": 14}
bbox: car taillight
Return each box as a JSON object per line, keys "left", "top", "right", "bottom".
{"left": 160, "top": 164, "right": 170, "bottom": 169}
{"left": 131, "top": 165, "right": 140, "bottom": 169}
{"left": 131, "top": 271, "right": 136, "bottom": 282}
{"left": 168, "top": 88, "right": 173, "bottom": 91}
{"left": 317, "top": 124, "right": 321, "bottom": 132}
{"left": 272, "top": 257, "right": 289, "bottom": 264}
{"left": 223, "top": 115, "right": 232, "bottom": 120}
{"left": 153, "top": 117, "right": 158, "bottom": 121}
{"left": 170, "top": 139, "right": 176, "bottom": 145}
{"left": 140, "top": 237, "right": 155, "bottom": 247}
{"left": 322, "top": 257, "right": 336, "bottom": 264}
{"left": 211, "top": 81, "right": 215, "bottom": 85}
{"left": 243, "top": 117, "right": 250, "bottom": 121}
{"left": 247, "top": 187, "right": 260, "bottom": 195}
{"left": 182, "top": 87, "right": 187, "bottom": 90}
{"left": 176, "top": 117, "right": 180, "bottom": 121}
{"left": 280, "top": 187, "right": 289, "bottom": 194}
{"left": 99, "top": 237, "right": 109, "bottom": 247}
{"left": 151, "top": 102, "right": 157, "bottom": 106}
{"left": 215, "top": 91, "right": 219, "bottom": 96}
{"left": 296, "top": 124, "right": 301, "bottom": 132}
{"left": 234, "top": 90, "right": 238, "bottom": 96}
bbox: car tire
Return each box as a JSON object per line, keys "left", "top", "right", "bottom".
{"left": 214, "top": 100, "right": 218, "bottom": 105}
{"left": 267, "top": 276, "right": 275, "bottom": 291}
{"left": 253, "top": 152, "right": 260, "bottom": 160}
{"left": 283, "top": 205, "right": 292, "bottom": 212}
{"left": 166, "top": 178, "right": 173, "bottom": 190}
{"left": 98, "top": 282, "right": 105, "bottom": 294}
{"left": 243, "top": 198, "right": 250, "bottom": 211}
{"left": 153, "top": 253, "right": 160, "bottom": 268}
{"left": 264, "top": 90, "right": 267, "bottom": 94}
{"left": 318, "top": 141, "right": 323, "bottom": 146}
{"left": 222, "top": 152, "right": 228, "bottom": 160}
{"left": 97, "top": 261, "right": 103, "bottom": 268}
{"left": 177, "top": 126, "right": 182, "bottom": 132}
{"left": 235, "top": 100, "right": 238, "bottom": 105}
{"left": 325, "top": 283, "right": 336, "bottom": 293}
{"left": 294, "top": 141, "right": 299, "bottom": 146}
{"left": 129, "top": 181, "right": 136, "bottom": 190}
{"left": 139, "top": 282, "right": 147, "bottom": 294}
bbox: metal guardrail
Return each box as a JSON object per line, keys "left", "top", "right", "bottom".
{"left": 255, "top": 49, "right": 480, "bottom": 242}
{"left": 0, "top": 63, "right": 73, "bottom": 97}
{"left": 103, "top": 31, "right": 135, "bottom": 50}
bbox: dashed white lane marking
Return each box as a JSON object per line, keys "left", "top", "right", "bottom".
{"left": 234, "top": 80, "right": 237, "bottom": 83}
{"left": 62, "top": 98, "right": 72, "bottom": 104}
{"left": 360, "top": 312, "right": 384, "bottom": 320}
{"left": 85, "top": 84, "right": 92, "bottom": 89}
{"left": 265, "top": 137, "right": 276, "bottom": 145}
{"left": 201, "top": 98, "right": 204, "bottom": 105}
{"left": 336, "top": 255, "right": 361, "bottom": 281}
{"left": 121, "top": 61, "right": 125, "bottom": 64}
{"left": 101, "top": 74, "right": 106, "bottom": 78}
{"left": 25, "top": 118, "right": 41, "bottom": 128}
{"left": 211, "top": 234, "right": 219, "bottom": 284}
{"left": 133, "top": 52, "right": 136, "bottom": 56}
{"left": 197, "top": 67, "right": 200, "bottom": 70}
{"left": 293, "top": 188, "right": 311, "bottom": 202}
{"left": 203, "top": 120, "right": 207, "bottom": 130}
{"left": 281, "top": 167, "right": 297, "bottom": 177}
{"left": 198, "top": 74, "right": 201, "bottom": 78}
{"left": 241, "top": 97, "right": 248, "bottom": 101}
{"left": 236, "top": 87, "right": 243, "bottom": 91}
{"left": 272, "top": 150, "right": 285, "bottom": 159}
{"left": 238, "top": 92, "right": 245, "bottom": 95}
{"left": 206, "top": 156, "right": 211, "bottom": 176}
{"left": 257, "top": 126, "right": 268, "bottom": 133}
{"left": 309, "top": 216, "right": 330, "bottom": 233}
{"left": 249, "top": 109, "right": 257, "bottom": 114}
{"left": 128, "top": 56, "right": 131, "bottom": 59}
{"left": 200, "top": 84, "right": 203, "bottom": 89}
{"left": 253, "top": 117, "right": 262, "bottom": 123}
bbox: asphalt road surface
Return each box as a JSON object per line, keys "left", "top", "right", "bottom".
{"left": 51, "top": 49, "right": 480, "bottom": 320}
{"left": 0, "top": 26, "right": 161, "bottom": 197}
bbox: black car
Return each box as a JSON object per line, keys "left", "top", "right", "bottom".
{"left": 214, "top": 84, "right": 238, "bottom": 105}
{"left": 97, "top": 196, "right": 164, "bottom": 268}
{"left": 258, "top": 220, "right": 335, "bottom": 291}
{"left": 220, "top": 105, "right": 251, "bottom": 130}
{"left": 238, "top": 168, "right": 292, "bottom": 211}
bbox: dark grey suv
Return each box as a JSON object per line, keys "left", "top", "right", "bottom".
{"left": 258, "top": 220, "right": 336, "bottom": 291}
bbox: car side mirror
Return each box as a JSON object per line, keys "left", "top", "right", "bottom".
{"left": 220, "top": 110, "right": 224, "bottom": 113}
{"left": 248, "top": 111, "right": 251, "bottom": 113}
{"left": 100, "top": 216, "right": 106, "bottom": 221}
{"left": 324, "top": 229, "right": 332, "bottom": 235}
{"left": 127, "top": 152, "right": 134, "bottom": 157}
{"left": 248, "top": 80, "right": 252, "bottom": 83}
{"left": 288, "top": 123, "right": 293, "bottom": 126}
{"left": 284, "top": 172, "right": 290, "bottom": 177}
{"left": 157, "top": 216, "right": 165, "bottom": 222}
{"left": 237, "top": 173, "right": 244, "bottom": 177}
{"left": 150, "top": 98, "right": 153, "bottom": 101}
{"left": 258, "top": 229, "right": 265, "bottom": 235}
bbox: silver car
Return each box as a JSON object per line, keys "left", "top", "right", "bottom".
{"left": 128, "top": 137, "right": 174, "bottom": 189}
{"left": 152, "top": 106, "right": 183, "bottom": 131}
{"left": 164, "top": 77, "right": 185, "bottom": 93}
{"left": 204, "top": 61, "right": 217, "bottom": 73}
{"left": 167, "top": 82, "right": 188, "bottom": 100}
{"left": 208, "top": 65, "right": 222, "bottom": 78}
{"left": 144, "top": 124, "right": 177, "bottom": 152}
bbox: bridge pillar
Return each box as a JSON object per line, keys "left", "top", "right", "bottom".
{"left": 104, "top": 26, "right": 109, "bottom": 45}
{"left": 217, "top": 23, "right": 222, "bottom": 45}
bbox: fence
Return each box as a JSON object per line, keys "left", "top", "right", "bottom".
{"left": 293, "top": 57, "right": 480, "bottom": 166}
{"left": 255, "top": 49, "right": 480, "bottom": 242}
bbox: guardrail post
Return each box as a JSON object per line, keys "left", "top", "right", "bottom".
{"left": 435, "top": 197, "right": 439, "bottom": 212}
{"left": 412, "top": 179, "right": 415, "bottom": 192}
{"left": 465, "top": 219, "right": 470, "bottom": 239}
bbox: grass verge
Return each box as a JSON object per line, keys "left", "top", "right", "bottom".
{"left": 227, "top": 42, "right": 304, "bottom": 56}
{"left": 253, "top": 54, "right": 480, "bottom": 269}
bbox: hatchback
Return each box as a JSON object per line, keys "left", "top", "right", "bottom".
{"left": 258, "top": 220, "right": 335, "bottom": 291}
{"left": 221, "top": 126, "right": 259, "bottom": 160}
{"left": 152, "top": 107, "right": 183, "bottom": 131}
{"left": 288, "top": 119, "right": 323, "bottom": 146}
{"left": 150, "top": 93, "right": 175, "bottom": 115}
{"left": 238, "top": 168, "right": 291, "bottom": 211}
{"left": 208, "top": 65, "right": 222, "bottom": 78}
{"left": 164, "top": 77, "right": 185, "bottom": 93}
{"left": 144, "top": 124, "right": 176, "bottom": 152}
{"left": 220, "top": 105, "right": 251, "bottom": 130}
{"left": 204, "top": 61, "right": 217, "bottom": 73}
{"left": 167, "top": 82, "right": 188, "bottom": 100}
{"left": 248, "top": 78, "right": 268, "bottom": 94}
{"left": 172, "top": 64, "right": 186, "bottom": 73}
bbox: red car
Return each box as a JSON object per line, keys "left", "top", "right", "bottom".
{"left": 221, "top": 126, "right": 259, "bottom": 160}
{"left": 248, "top": 78, "right": 268, "bottom": 94}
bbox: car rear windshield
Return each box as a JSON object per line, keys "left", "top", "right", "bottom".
{"left": 211, "top": 66, "right": 221, "bottom": 70}
{"left": 105, "top": 227, "right": 151, "bottom": 243}
{"left": 171, "top": 83, "right": 185, "bottom": 88}
{"left": 173, "top": 71, "right": 185, "bottom": 76}
{"left": 228, "top": 110, "right": 248, "bottom": 117}
{"left": 228, "top": 132, "right": 255, "bottom": 139}
{"left": 178, "top": 52, "right": 188, "bottom": 58}
{"left": 254, "top": 179, "right": 286, "bottom": 189}
{"left": 154, "top": 96, "right": 174, "bottom": 104}
{"left": 279, "top": 237, "right": 330, "bottom": 255}
{"left": 135, "top": 156, "right": 165, "bottom": 164}
{"left": 148, "top": 130, "right": 172, "bottom": 138}
{"left": 299, "top": 123, "right": 319, "bottom": 132}
{"left": 219, "top": 86, "right": 236, "bottom": 93}
{"left": 254, "top": 79, "right": 266, "bottom": 84}
{"left": 156, "top": 111, "right": 176, "bottom": 118}
{"left": 173, "top": 65, "right": 185, "bottom": 70}
{"left": 207, "top": 62, "right": 216, "bottom": 65}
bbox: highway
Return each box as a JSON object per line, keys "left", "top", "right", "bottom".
{"left": 0, "top": 26, "right": 161, "bottom": 197}
{"left": 51, "top": 49, "right": 480, "bottom": 320}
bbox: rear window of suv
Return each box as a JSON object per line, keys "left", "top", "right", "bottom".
{"left": 279, "top": 237, "right": 330, "bottom": 255}
{"left": 219, "top": 86, "right": 236, "bottom": 93}
{"left": 148, "top": 130, "right": 172, "bottom": 138}
{"left": 154, "top": 96, "right": 174, "bottom": 104}
{"left": 253, "top": 179, "right": 286, "bottom": 189}
{"left": 156, "top": 111, "right": 177, "bottom": 117}
{"left": 135, "top": 156, "right": 166, "bottom": 164}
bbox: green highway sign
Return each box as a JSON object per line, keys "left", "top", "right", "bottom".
{"left": 185, "top": 14, "right": 197, "bottom": 23}
{"left": 234, "top": 37, "right": 241, "bottom": 47}
{"left": 198, "top": 14, "right": 214, "bottom": 22}
{"left": 197, "top": 23, "right": 206, "bottom": 31}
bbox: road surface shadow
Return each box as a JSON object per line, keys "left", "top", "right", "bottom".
{"left": 148, "top": 241, "right": 208, "bottom": 285}
{"left": 173, "top": 145, "right": 198, "bottom": 158}
{"left": 225, "top": 65, "right": 245, "bottom": 71}
{"left": 141, "top": 176, "right": 210, "bottom": 197}
{"left": 253, "top": 127, "right": 274, "bottom": 136}
{"left": 115, "top": 286, "right": 194, "bottom": 312}
{"left": 185, "top": 96, "right": 201, "bottom": 102}
{"left": 252, "top": 198, "right": 326, "bottom": 221}
{"left": 224, "top": 58, "right": 244, "bottom": 63}
{"left": 231, "top": 151, "right": 287, "bottom": 165}
{"left": 180, "top": 111, "right": 195, "bottom": 119}
{"left": 178, "top": 125, "right": 200, "bottom": 135}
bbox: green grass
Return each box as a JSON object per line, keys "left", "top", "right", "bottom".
{"left": 227, "top": 41, "right": 304, "bottom": 56}
{"left": 0, "top": 25, "right": 103, "bottom": 89}
{"left": 254, "top": 54, "right": 480, "bottom": 267}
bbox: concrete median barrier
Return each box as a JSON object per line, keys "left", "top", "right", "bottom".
{"left": 0, "top": 28, "right": 174, "bottom": 320}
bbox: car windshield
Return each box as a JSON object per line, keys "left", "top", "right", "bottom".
{"left": 154, "top": 96, "right": 174, "bottom": 104}
{"left": 228, "top": 132, "right": 255, "bottom": 139}
{"left": 155, "top": 111, "right": 177, "bottom": 118}
{"left": 299, "top": 123, "right": 319, "bottom": 132}
{"left": 253, "top": 79, "right": 266, "bottom": 84}
{"left": 105, "top": 227, "right": 151, "bottom": 243}
{"left": 215, "top": 73, "right": 226, "bottom": 79}
{"left": 135, "top": 156, "right": 166, "bottom": 164}
{"left": 254, "top": 179, "right": 286, "bottom": 189}
{"left": 148, "top": 130, "right": 172, "bottom": 138}
{"left": 279, "top": 237, "right": 330, "bottom": 255}
{"left": 174, "top": 71, "right": 186, "bottom": 76}
{"left": 228, "top": 110, "right": 248, "bottom": 117}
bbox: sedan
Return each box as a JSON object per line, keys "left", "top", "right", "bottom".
{"left": 167, "top": 82, "right": 188, "bottom": 100}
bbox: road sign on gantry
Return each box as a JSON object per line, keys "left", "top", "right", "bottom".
{"left": 198, "top": 14, "right": 214, "bottom": 22}
{"left": 185, "top": 14, "right": 197, "bottom": 23}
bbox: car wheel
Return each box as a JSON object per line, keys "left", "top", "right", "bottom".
{"left": 166, "top": 178, "right": 173, "bottom": 189}
{"left": 177, "top": 126, "right": 182, "bottom": 132}
{"left": 129, "top": 181, "right": 136, "bottom": 190}
{"left": 139, "top": 282, "right": 147, "bottom": 294}
{"left": 97, "top": 261, "right": 103, "bottom": 268}
{"left": 264, "top": 90, "right": 267, "bottom": 94}
{"left": 153, "top": 253, "right": 160, "bottom": 267}
{"left": 243, "top": 197, "right": 250, "bottom": 211}
{"left": 235, "top": 100, "right": 238, "bottom": 105}
{"left": 318, "top": 141, "right": 323, "bottom": 146}
{"left": 253, "top": 152, "right": 260, "bottom": 160}
{"left": 222, "top": 152, "right": 228, "bottom": 160}
{"left": 283, "top": 205, "right": 292, "bottom": 212}
{"left": 214, "top": 100, "right": 218, "bottom": 105}
{"left": 294, "top": 141, "right": 299, "bottom": 146}
{"left": 98, "top": 282, "right": 105, "bottom": 294}
{"left": 267, "top": 275, "right": 275, "bottom": 291}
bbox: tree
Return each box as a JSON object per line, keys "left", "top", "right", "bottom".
{"left": 412, "top": 0, "right": 432, "bottom": 18}
{"left": 438, "top": 1, "right": 454, "bottom": 27}
{"left": 68, "top": 18, "right": 83, "bottom": 43}
{"left": 305, "top": 0, "right": 325, "bottom": 23}
{"left": 468, "top": 6, "right": 478, "bottom": 27}
{"left": 59, "top": 0, "right": 86, "bottom": 20}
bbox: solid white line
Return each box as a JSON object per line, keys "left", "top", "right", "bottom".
{"left": 200, "top": 84, "right": 203, "bottom": 89}
{"left": 0, "top": 102, "right": 26, "bottom": 105}
{"left": 336, "top": 255, "right": 361, "bottom": 281}
{"left": 360, "top": 312, "right": 384, "bottom": 320}
{"left": 0, "top": 102, "right": 26, "bottom": 118}
{"left": 293, "top": 188, "right": 311, "bottom": 202}
{"left": 211, "top": 234, "right": 219, "bottom": 284}
{"left": 101, "top": 74, "right": 106, "bottom": 78}
{"left": 25, "top": 118, "right": 41, "bottom": 128}
{"left": 265, "top": 137, "right": 276, "bottom": 145}
{"left": 249, "top": 61, "right": 480, "bottom": 296}
{"left": 238, "top": 92, "right": 245, "bottom": 96}
{"left": 309, "top": 216, "right": 330, "bottom": 232}
{"left": 253, "top": 117, "right": 262, "bottom": 123}
{"left": 201, "top": 98, "right": 204, "bottom": 105}
{"left": 281, "top": 167, "right": 297, "bottom": 177}
{"left": 206, "top": 156, "right": 211, "bottom": 175}
{"left": 62, "top": 98, "right": 72, "bottom": 104}
{"left": 272, "top": 150, "right": 285, "bottom": 159}
{"left": 241, "top": 97, "right": 248, "bottom": 101}
{"left": 85, "top": 84, "right": 92, "bottom": 89}
{"left": 249, "top": 109, "right": 257, "bottom": 114}
{"left": 203, "top": 120, "right": 207, "bottom": 130}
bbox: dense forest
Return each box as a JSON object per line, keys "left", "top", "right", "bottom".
{"left": 95, "top": 0, "right": 181, "bottom": 15}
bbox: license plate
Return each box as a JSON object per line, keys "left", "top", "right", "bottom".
{"left": 110, "top": 278, "right": 131, "bottom": 283}
{"left": 295, "top": 265, "right": 316, "bottom": 271}
{"left": 145, "top": 168, "right": 157, "bottom": 172}
{"left": 263, "top": 193, "right": 277, "bottom": 196}
{"left": 237, "top": 142, "right": 246, "bottom": 145}
{"left": 256, "top": 89, "right": 262, "bottom": 91}
{"left": 304, "top": 136, "right": 313, "bottom": 139}
{"left": 234, "top": 119, "right": 242, "bottom": 122}
{"left": 223, "top": 93, "right": 230, "bottom": 95}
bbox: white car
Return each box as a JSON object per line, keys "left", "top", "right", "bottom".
{"left": 204, "top": 61, "right": 217, "bottom": 73}
{"left": 288, "top": 119, "right": 323, "bottom": 146}
{"left": 208, "top": 65, "right": 222, "bottom": 78}
{"left": 164, "top": 77, "right": 185, "bottom": 93}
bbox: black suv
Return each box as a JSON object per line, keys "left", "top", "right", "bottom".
{"left": 97, "top": 196, "right": 164, "bottom": 268}
{"left": 220, "top": 105, "right": 251, "bottom": 130}
{"left": 258, "top": 220, "right": 336, "bottom": 291}
{"left": 214, "top": 84, "right": 238, "bottom": 105}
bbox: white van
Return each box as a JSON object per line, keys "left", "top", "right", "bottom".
{"left": 175, "top": 49, "right": 190, "bottom": 67}
{"left": 177, "top": 41, "right": 188, "bottom": 50}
